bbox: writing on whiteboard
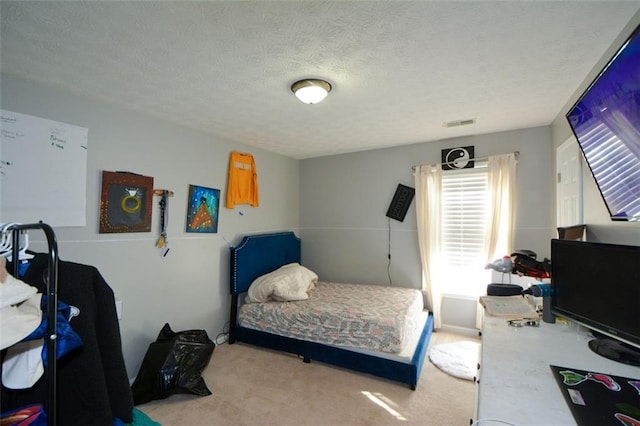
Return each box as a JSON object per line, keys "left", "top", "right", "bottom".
{"left": 0, "top": 109, "right": 88, "bottom": 227}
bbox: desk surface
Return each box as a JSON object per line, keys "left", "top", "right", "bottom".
{"left": 477, "top": 315, "right": 640, "bottom": 425}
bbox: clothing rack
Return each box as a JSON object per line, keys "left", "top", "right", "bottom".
{"left": 8, "top": 223, "right": 59, "bottom": 426}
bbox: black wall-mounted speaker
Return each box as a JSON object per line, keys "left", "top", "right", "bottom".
{"left": 386, "top": 184, "right": 415, "bottom": 222}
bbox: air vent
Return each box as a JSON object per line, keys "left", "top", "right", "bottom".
{"left": 443, "top": 118, "right": 476, "bottom": 128}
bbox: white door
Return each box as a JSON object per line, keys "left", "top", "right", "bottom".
{"left": 556, "top": 137, "right": 583, "bottom": 226}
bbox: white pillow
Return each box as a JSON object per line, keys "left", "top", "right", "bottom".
{"left": 246, "top": 263, "right": 318, "bottom": 303}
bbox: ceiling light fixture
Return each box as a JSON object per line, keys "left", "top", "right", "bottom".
{"left": 291, "top": 79, "right": 332, "bottom": 104}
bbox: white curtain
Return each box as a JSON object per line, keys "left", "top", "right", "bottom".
{"left": 475, "top": 152, "right": 518, "bottom": 327}
{"left": 484, "top": 153, "right": 517, "bottom": 264}
{"left": 414, "top": 153, "right": 517, "bottom": 330}
{"left": 414, "top": 164, "right": 443, "bottom": 329}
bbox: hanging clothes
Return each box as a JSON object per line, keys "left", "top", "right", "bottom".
{"left": 226, "top": 151, "right": 259, "bottom": 208}
{"left": 0, "top": 262, "right": 41, "bottom": 350}
{"left": 1, "top": 254, "right": 134, "bottom": 426}
{"left": 3, "top": 296, "right": 83, "bottom": 390}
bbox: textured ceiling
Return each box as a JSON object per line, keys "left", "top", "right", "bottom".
{"left": 1, "top": 1, "right": 639, "bottom": 159}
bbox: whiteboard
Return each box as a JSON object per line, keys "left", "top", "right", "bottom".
{"left": 1, "top": 110, "right": 88, "bottom": 226}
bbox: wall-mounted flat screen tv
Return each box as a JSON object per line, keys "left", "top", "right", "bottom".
{"left": 566, "top": 23, "right": 640, "bottom": 222}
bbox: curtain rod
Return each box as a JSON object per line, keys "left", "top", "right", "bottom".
{"left": 411, "top": 151, "right": 519, "bottom": 171}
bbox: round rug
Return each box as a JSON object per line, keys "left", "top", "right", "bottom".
{"left": 428, "top": 340, "right": 480, "bottom": 381}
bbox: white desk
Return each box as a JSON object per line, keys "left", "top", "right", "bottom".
{"left": 475, "top": 314, "right": 640, "bottom": 425}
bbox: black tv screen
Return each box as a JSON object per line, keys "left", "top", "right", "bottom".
{"left": 566, "top": 23, "right": 640, "bottom": 222}
{"left": 551, "top": 239, "right": 640, "bottom": 365}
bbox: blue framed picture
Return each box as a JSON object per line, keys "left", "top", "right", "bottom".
{"left": 185, "top": 185, "right": 219, "bottom": 233}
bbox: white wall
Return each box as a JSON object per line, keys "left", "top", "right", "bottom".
{"left": 550, "top": 11, "right": 640, "bottom": 245}
{"left": 300, "top": 126, "right": 553, "bottom": 328}
{"left": 1, "top": 74, "right": 300, "bottom": 378}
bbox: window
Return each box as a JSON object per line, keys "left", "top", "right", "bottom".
{"left": 440, "top": 168, "right": 490, "bottom": 296}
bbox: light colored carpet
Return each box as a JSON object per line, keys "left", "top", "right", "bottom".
{"left": 137, "top": 330, "right": 478, "bottom": 425}
{"left": 428, "top": 341, "right": 481, "bottom": 381}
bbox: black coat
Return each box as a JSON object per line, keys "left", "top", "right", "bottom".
{"left": 1, "top": 254, "right": 134, "bottom": 425}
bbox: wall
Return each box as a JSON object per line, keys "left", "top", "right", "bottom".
{"left": 300, "top": 126, "right": 553, "bottom": 328}
{"left": 550, "top": 10, "right": 640, "bottom": 245}
{"left": 0, "top": 74, "right": 300, "bottom": 378}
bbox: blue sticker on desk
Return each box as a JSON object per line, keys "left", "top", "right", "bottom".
{"left": 551, "top": 365, "right": 640, "bottom": 425}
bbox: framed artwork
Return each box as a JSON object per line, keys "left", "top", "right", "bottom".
{"left": 385, "top": 184, "right": 415, "bottom": 222}
{"left": 186, "top": 185, "right": 220, "bottom": 233}
{"left": 441, "top": 146, "right": 475, "bottom": 170}
{"left": 99, "top": 171, "right": 153, "bottom": 233}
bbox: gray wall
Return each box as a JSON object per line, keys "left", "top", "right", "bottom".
{"left": 550, "top": 10, "right": 640, "bottom": 246}
{"left": 300, "top": 126, "right": 553, "bottom": 328}
{"left": 1, "top": 74, "right": 300, "bottom": 378}
{"left": 298, "top": 11, "right": 640, "bottom": 331}
{"left": 3, "top": 9, "right": 639, "bottom": 373}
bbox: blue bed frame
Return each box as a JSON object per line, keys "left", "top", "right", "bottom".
{"left": 228, "top": 231, "right": 434, "bottom": 390}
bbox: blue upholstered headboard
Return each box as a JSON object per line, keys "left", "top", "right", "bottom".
{"left": 229, "top": 232, "right": 301, "bottom": 295}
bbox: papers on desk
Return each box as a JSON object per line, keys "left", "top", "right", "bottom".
{"left": 479, "top": 295, "right": 539, "bottom": 319}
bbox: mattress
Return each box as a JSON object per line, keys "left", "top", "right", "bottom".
{"left": 238, "top": 281, "right": 425, "bottom": 353}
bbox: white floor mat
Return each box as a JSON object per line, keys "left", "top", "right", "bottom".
{"left": 429, "top": 340, "right": 480, "bottom": 381}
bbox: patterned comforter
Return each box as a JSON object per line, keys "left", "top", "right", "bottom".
{"left": 238, "top": 281, "right": 424, "bottom": 353}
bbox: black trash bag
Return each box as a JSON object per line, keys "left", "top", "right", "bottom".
{"left": 131, "top": 323, "right": 215, "bottom": 405}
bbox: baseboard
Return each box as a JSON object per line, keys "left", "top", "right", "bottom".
{"left": 439, "top": 324, "right": 481, "bottom": 338}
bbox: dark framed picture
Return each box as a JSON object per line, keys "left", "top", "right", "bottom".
{"left": 99, "top": 171, "right": 154, "bottom": 233}
{"left": 185, "top": 185, "right": 220, "bottom": 233}
{"left": 441, "top": 146, "right": 475, "bottom": 170}
{"left": 386, "top": 184, "right": 415, "bottom": 222}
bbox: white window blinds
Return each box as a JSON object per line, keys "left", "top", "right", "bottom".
{"left": 441, "top": 168, "right": 489, "bottom": 294}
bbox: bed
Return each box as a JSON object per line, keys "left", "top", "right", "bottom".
{"left": 228, "top": 231, "right": 434, "bottom": 390}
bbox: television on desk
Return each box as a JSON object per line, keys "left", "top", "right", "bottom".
{"left": 550, "top": 239, "right": 640, "bottom": 366}
{"left": 565, "top": 23, "right": 640, "bottom": 222}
